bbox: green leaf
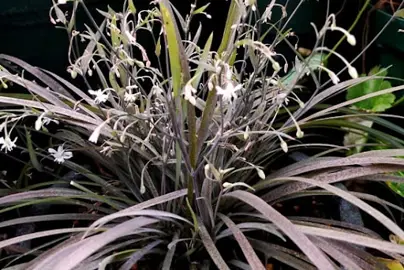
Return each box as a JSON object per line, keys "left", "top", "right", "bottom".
{"left": 193, "top": 3, "right": 210, "bottom": 15}
{"left": 110, "top": 14, "right": 121, "bottom": 48}
{"left": 346, "top": 66, "right": 395, "bottom": 112}
{"left": 158, "top": 0, "right": 190, "bottom": 96}
{"left": 128, "top": 0, "right": 136, "bottom": 14}
{"left": 155, "top": 36, "right": 162, "bottom": 57}
{"left": 217, "top": 0, "right": 242, "bottom": 56}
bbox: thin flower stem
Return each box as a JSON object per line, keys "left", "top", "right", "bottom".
{"left": 78, "top": 0, "right": 148, "bottom": 96}
{"left": 325, "top": 0, "right": 370, "bottom": 62}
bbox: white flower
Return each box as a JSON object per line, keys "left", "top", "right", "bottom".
{"left": 328, "top": 71, "right": 340, "bottom": 84}
{"left": 280, "top": 139, "right": 288, "bottom": 153}
{"left": 256, "top": 168, "right": 265, "bottom": 180}
{"left": 223, "top": 182, "right": 255, "bottom": 192}
{"left": 296, "top": 129, "right": 304, "bottom": 139}
{"left": 43, "top": 117, "right": 59, "bottom": 126}
{"left": 89, "top": 89, "right": 109, "bottom": 104}
{"left": 35, "top": 111, "right": 59, "bottom": 131}
{"left": 348, "top": 66, "right": 358, "bottom": 79}
{"left": 262, "top": 0, "right": 276, "bottom": 23}
{"left": 318, "top": 65, "right": 340, "bottom": 85}
{"left": 124, "top": 92, "right": 140, "bottom": 103}
{"left": 244, "top": 126, "right": 249, "bottom": 140}
{"left": 151, "top": 85, "right": 164, "bottom": 96}
{"left": 204, "top": 164, "right": 210, "bottom": 178}
{"left": 100, "top": 145, "right": 113, "bottom": 157}
{"left": 272, "top": 60, "right": 281, "bottom": 72}
{"left": 67, "top": 66, "right": 81, "bottom": 79}
{"left": 216, "top": 83, "right": 242, "bottom": 103}
{"left": 244, "top": 0, "right": 256, "bottom": 11}
{"left": 48, "top": 145, "right": 73, "bottom": 164}
{"left": 58, "top": 0, "right": 67, "bottom": 4}
{"left": 0, "top": 136, "right": 17, "bottom": 153}
{"left": 329, "top": 23, "right": 356, "bottom": 46}
{"left": 224, "top": 64, "right": 233, "bottom": 81}
{"left": 347, "top": 34, "right": 356, "bottom": 46}
{"left": 276, "top": 92, "right": 289, "bottom": 106}
{"left": 89, "top": 125, "right": 103, "bottom": 144}
{"left": 183, "top": 83, "right": 197, "bottom": 106}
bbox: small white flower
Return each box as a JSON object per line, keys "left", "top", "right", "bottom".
{"left": 280, "top": 139, "right": 288, "bottom": 153}
{"left": 89, "top": 89, "right": 109, "bottom": 104}
{"left": 223, "top": 182, "right": 255, "bottom": 192}
{"left": 151, "top": 85, "right": 164, "bottom": 96}
{"left": 318, "top": 65, "right": 340, "bottom": 85}
{"left": 204, "top": 164, "right": 210, "bottom": 178}
{"left": 330, "top": 24, "right": 356, "bottom": 46}
{"left": 272, "top": 61, "right": 281, "bottom": 72}
{"left": 89, "top": 125, "right": 103, "bottom": 144}
{"left": 244, "top": 126, "right": 249, "bottom": 140}
{"left": 328, "top": 71, "right": 340, "bottom": 84}
{"left": 262, "top": 0, "right": 276, "bottom": 23}
{"left": 256, "top": 168, "right": 265, "bottom": 180}
{"left": 0, "top": 136, "right": 17, "bottom": 153}
{"left": 224, "top": 65, "right": 233, "bottom": 81}
{"left": 35, "top": 111, "right": 59, "bottom": 131}
{"left": 140, "top": 185, "right": 146, "bottom": 194}
{"left": 276, "top": 92, "right": 289, "bottom": 105}
{"left": 43, "top": 117, "right": 59, "bottom": 126}
{"left": 183, "top": 83, "right": 197, "bottom": 106}
{"left": 216, "top": 83, "right": 242, "bottom": 103}
{"left": 218, "top": 167, "right": 235, "bottom": 176}
{"left": 67, "top": 66, "right": 81, "bottom": 79}
{"left": 347, "top": 34, "right": 356, "bottom": 46}
{"left": 348, "top": 66, "right": 358, "bottom": 79}
{"left": 296, "top": 129, "right": 304, "bottom": 139}
{"left": 48, "top": 145, "right": 73, "bottom": 164}
{"left": 58, "top": 0, "right": 67, "bottom": 4}
{"left": 124, "top": 92, "right": 140, "bottom": 103}
{"left": 100, "top": 145, "right": 113, "bottom": 157}
{"left": 244, "top": 0, "right": 256, "bottom": 11}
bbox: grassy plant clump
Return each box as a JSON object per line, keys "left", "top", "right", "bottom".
{"left": 0, "top": 0, "right": 404, "bottom": 269}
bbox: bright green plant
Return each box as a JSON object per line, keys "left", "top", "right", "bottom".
{"left": 0, "top": 0, "right": 404, "bottom": 269}
{"left": 344, "top": 66, "right": 404, "bottom": 197}
{"left": 346, "top": 66, "right": 395, "bottom": 112}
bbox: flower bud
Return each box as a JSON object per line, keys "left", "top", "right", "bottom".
{"left": 347, "top": 34, "right": 356, "bottom": 46}
{"left": 348, "top": 66, "right": 358, "bottom": 79}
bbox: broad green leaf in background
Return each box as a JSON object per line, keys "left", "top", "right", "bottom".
{"left": 344, "top": 67, "right": 402, "bottom": 194}
{"left": 346, "top": 66, "right": 395, "bottom": 112}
